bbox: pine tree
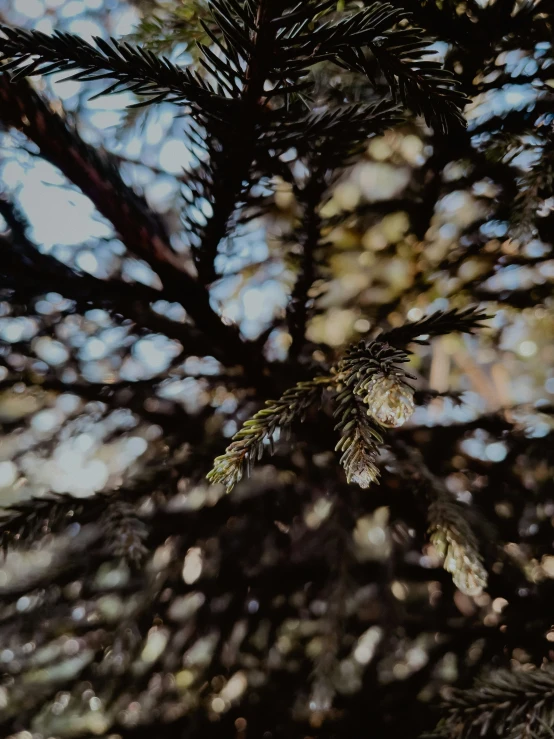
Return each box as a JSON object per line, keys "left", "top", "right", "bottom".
{"left": 0, "top": 1, "right": 554, "bottom": 738}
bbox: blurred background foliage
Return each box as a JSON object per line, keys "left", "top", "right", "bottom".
{"left": 1, "top": 1, "right": 554, "bottom": 738}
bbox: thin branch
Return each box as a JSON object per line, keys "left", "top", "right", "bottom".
{"left": 191, "top": 0, "right": 281, "bottom": 283}
{"left": 0, "top": 199, "right": 224, "bottom": 362}
{"left": 287, "top": 176, "right": 325, "bottom": 359}
{"left": 0, "top": 25, "right": 226, "bottom": 111}
{"left": 207, "top": 374, "right": 331, "bottom": 492}
{"left": 0, "top": 74, "right": 264, "bottom": 381}
{"left": 379, "top": 307, "right": 491, "bottom": 347}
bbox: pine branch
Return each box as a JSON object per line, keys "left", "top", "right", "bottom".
{"left": 0, "top": 494, "right": 109, "bottom": 555}
{"left": 334, "top": 386, "right": 383, "bottom": 488}
{"left": 0, "top": 366, "right": 206, "bottom": 437}
{"left": 283, "top": 99, "right": 402, "bottom": 358}
{"left": 188, "top": 0, "right": 282, "bottom": 283}
{"left": 207, "top": 375, "right": 331, "bottom": 492}
{"left": 338, "top": 340, "right": 416, "bottom": 428}
{"left": 331, "top": 339, "right": 417, "bottom": 487}
{"left": 0, "top": 73, "right": 187, "bottom": 283}
{"left": 379, "top": 307, "right": 491, "bottom": 347}
{"left": 393, "top": 443, "right": 488, "bottom": 596}
{"left": 207, "top": 338, "right": 420, "bottom": 494}
{"left": 347, "top": 23, "right": 468, "bottom": 135}
{"left": 128, "top": 0, "right": 214, "bottom": 56}
{"left": 0, "top": 25, "right": 228, "bottom": 115}
{"left": 102, "top": 501, "right": 149, "bottom": 566}
{"left": 286, "top": 175, "right": 326, "bottom": 360}
{"left": 261, "top": 99, "right": 403, "bottom": 157}
{"left": 170, "top": 5, "right": 399, "bottom": 283}
{"left": 0, "top": 74, "right": 262, "bottom": 383}
{"left": 278, "top": 2, "right": 468, "bottom": 133}
{"left": 428, "top": 665, "right": 554, "bottom": 739}
{"left": 0, "top": 6, "right": 438, "bottom": 293}
{"left": 283, "top": 99, "right": 402, "bottom": 359}
{"left": 339, "top": 340, "right": 412, "bottom": 383}
{"left": 511, "top": 134, "right": 554, "bottom": 235}
{"left": 0, "top": 198, "right": 226, "bottom": 365}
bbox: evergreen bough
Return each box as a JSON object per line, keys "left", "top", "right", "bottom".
{"left": 0, "top": 2, "right": 553, "bottom": 738}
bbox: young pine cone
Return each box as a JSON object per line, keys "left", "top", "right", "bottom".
{"left": 362, "top": 373, "right": 415, "bottom": 428}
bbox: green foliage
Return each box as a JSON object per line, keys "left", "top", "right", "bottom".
{"left": 0, "top": 1, "right": 468, "bottom": 283}
{"left": 207, "top": 375, "right": 332, "bottom": 491}
{"left": 380, "top": 306, "right": 490, "bottom": 347}
{"left": 2, "top": 0, "right": 554, "bottom": 737}
{"left": 0, "top": 494, "right": 106, "bottom": 554}
{"left": 102, "top": 501, "right": 150, "bottom": 565}
{"left": 129, "top": 1, "right": 213, "bottom": 56}
{"left": 265, "top": 99, "right": 404, "bottom": 161}
{"left": 0, "top": 25, "right": 223, "bottom": 111}
{"left": 0, "top": 494, "right": 149, "bottom": 566}
{"left": 0, "top": 3, "right": 468, "bottom": 129}
{"left": 338, "top": 340, "right": 414, "bottom": 391}
{"left": 282, "top": 1, "right": 468, "bottom": 132}
{"left": 207, "top": 337, "right": 417, "bottom": 493}
{"left": 337, "top": 339, "right": 416, "bottom": 427}
{"left": 334, "top": 385, "right": 383, "bottom": 488}
{"left": 207, "top": 321, "right": 481, "bottom": 495}
{"left": 428, "top": 666, "right": 554, "bottom": 739}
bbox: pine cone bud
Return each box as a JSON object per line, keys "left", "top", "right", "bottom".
{"left": 362, "top": 373, "right": 415, "bottom": 428}
{"left": 336, "top": 428, "right": 381, "bottom": 489}
{"left": 347, "top": 451, "right": 380, "bottom": 489}
{"left": 431, "top": 525, "right": 488, "bottom": 597}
